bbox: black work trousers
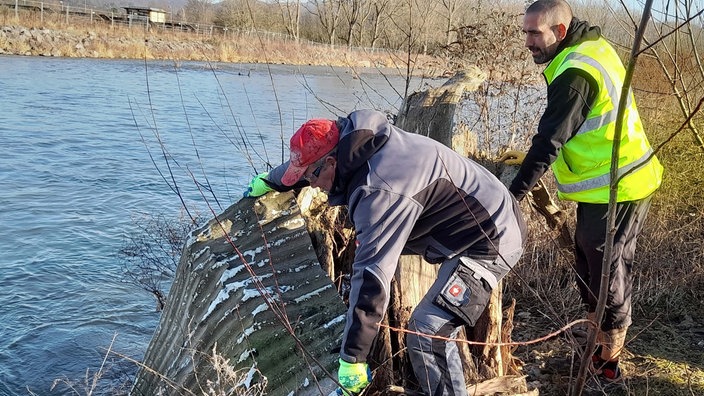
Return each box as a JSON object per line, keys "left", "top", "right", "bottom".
{"left": 574, "top": 195, "right": 653, "bottom": 331}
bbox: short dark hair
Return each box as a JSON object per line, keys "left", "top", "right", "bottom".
{"left": 526, "top": 0, "right": 573, "bottom": 27}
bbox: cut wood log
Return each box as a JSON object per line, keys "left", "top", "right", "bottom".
{"left": 131, "top": 191, "right": 346, "bottom": 396}
{"left": 396, "top": 67, "right": 486, "bottom": 158}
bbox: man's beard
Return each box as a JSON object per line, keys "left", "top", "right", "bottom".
{"left": 530, "top": 47, "right": 552, "bottom": 64}
{"left": 529, "top": 42, "right": 560, "bottom": 64}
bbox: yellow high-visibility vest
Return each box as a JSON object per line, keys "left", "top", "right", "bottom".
{"left": 543, "top": 37, "right": 663, "bottom": 203}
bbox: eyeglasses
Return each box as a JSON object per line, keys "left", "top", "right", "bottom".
{"left": 304, "top": 162, "right": 325, "bottom": 182}
{"left": 312, "top": 163, "right": 324, "bottom": 178}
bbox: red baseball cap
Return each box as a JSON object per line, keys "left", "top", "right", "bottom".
{"left": 281, "top": 119, "right": 340, "bottom": 186}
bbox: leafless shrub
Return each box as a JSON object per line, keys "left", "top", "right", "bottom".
{"left": 439, "top": 5, "right": 539, "bottom": 82}
{"left": 118, "top": 211, "right": 202, "bottom": 311}
{"left": 445, "top": 6, "right": 546, "bottom": 162}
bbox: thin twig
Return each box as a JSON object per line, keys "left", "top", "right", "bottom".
{"left": 379, "top": 319, "right": 594, "bottom": 347}
{"left": 573, "top": 2, "right": 655, "bottom": 395}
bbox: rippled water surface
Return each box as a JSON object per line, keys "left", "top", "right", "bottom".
{"left": 0, "top": 56, "right": 418, "bottom": 395}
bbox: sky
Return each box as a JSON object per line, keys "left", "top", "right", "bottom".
{"left": 572, "top": 0, "right": 703, "bottom": 24}
{"left": 605, "top": 0, "right": 703, "bottom": 13}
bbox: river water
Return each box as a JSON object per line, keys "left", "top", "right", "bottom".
{"left": 0, "top": 55, "right": 426, "bottom": 395}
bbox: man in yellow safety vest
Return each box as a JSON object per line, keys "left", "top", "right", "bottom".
{"left": 501, "top": 0, "right": 663, "bottom": 391}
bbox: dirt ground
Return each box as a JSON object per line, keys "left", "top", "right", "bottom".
{"left": 510, "top": 296, "right": 704, "bottom": 395}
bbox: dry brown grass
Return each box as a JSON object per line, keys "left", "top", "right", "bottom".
{"left": 504, "top": 178, "right": 704, "bottom": 395}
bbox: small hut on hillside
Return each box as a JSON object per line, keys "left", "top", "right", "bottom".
{"left": 123, "top": 6, "right": 166, "bottom": 24}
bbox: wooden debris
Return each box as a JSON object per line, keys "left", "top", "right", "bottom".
{"left": 466, "top": 375, "right": 533, "bottom": 395}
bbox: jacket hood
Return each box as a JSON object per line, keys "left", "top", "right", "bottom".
{"left": 328, "top": 110, "right": 391, "bottom": 201}
{"left": 558, "top": 17, "right": 601, "bottom": 53}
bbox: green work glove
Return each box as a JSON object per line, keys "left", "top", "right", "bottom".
{"left": 498, "top": 150, "right": 527, "bottom": 165}
{"left": 336, "top": 359, "right": 371, "bottom": 395}
{"left": 244, "top": 172, "right": 274, "bottom": 197}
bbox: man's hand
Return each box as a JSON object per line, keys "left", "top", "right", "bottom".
{"left": 336, "top": 359, "right": 371, "bottom": 395}
{"left": 498, "top": 150, "right": 527, "bottom": 166}
{"left": 243, "top": 172, "right": 274, "bottom": 197}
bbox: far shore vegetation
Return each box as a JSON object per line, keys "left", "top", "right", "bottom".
{"left": 5, "top": 0, "right": 704, "bottom": 395}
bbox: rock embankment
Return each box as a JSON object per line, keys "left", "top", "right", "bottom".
{"left": 0, "top": 25, "right": 216, "bottom": 59}
{"left": 0, "top": 24, "right": 448, "bottom": 75}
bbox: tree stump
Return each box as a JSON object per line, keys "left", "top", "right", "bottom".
{"left": 131, "top": 191, "right": 346, "bottom": 396}
{"left": 380, "top": 67, "right": 526, "bottom": 391}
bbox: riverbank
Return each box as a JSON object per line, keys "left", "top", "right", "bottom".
{"left": 4, "top": 14, "right": 702, "bottom": 396}
{"left": 0, "top": 24, "right": 451, "bottom": 77}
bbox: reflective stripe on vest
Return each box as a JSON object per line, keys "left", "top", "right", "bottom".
{"left": 544, "top": 37, "right": 663, "bottom": 202}
{"left": 566, "top": 52, "right": 633, "bottom": 135}
{"left": 557, "top": 147, "right": 654, "bottom": 193}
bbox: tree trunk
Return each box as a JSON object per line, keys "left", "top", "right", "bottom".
{"left": 132, "top": 191, "right": 346, "bottom": 396}
{"left": 385, "top": 67, "right": 511, "bottom": 389}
